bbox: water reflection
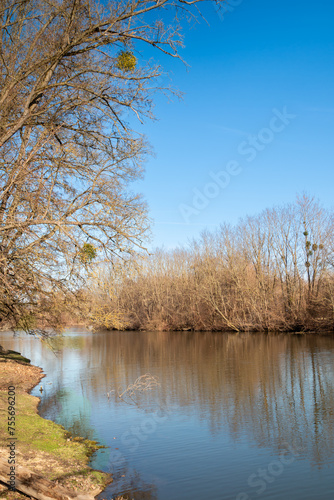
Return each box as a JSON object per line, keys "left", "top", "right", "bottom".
{"left": 1, "top": 330, "right": 334, "bottom": 499}
{"left": 109, "top": 469, "right": 158, "bottom": 500}
{"left": 41, "top": 331, "right": 334, "bottom": 466}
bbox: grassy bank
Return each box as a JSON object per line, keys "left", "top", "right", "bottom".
{"left": 0, "top": 353, "right": 111, "bottom": 499}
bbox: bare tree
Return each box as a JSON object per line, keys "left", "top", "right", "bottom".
{"left": 0, "top": 0, "right": 223, "bottom": 329}
{"left": 88, "top": 196, "right": 334, "bottom": 333}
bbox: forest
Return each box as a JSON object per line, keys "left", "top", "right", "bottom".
{"left": 86, "top": 195, "right": 334, "bottom": 333}
{"left": 0, "top": 1, "right": 333, "bottom": 336}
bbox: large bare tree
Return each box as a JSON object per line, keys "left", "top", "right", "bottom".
{"left": 0, "top": 0, "right": 222, "bottom": 330}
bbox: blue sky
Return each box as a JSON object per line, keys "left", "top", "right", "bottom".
{"left": 131, "top": 0, "right": 334, "bottom": 249}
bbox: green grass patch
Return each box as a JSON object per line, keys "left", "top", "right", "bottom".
{"left": 0, "top": 386, "right": 110, "bottom": 492}
{"left": 0, "top": 350, "right": 30, "bottom": 363}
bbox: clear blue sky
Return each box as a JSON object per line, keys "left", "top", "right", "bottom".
{"left": 131, "top": 0, "right": 334, "bottom": 250}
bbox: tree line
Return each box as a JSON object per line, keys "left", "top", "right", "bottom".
{"left": 88, "top": 195, "right": 334, "bottom": 332}
{"left": 1, "top": 3, "right": 332, "bottom": 335}
{"left": 0, "top": 0, "right": 223, "bottom": 333}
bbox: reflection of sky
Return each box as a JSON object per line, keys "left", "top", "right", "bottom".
{"left": 1, "top": 330, "right": 334, "bottom": 500}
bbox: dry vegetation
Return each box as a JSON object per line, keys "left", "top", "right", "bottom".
{"left": 87, "top": 196, "right": 334, "bottom": 333}
{"left": 1, "top": 3, "right": 333, "bottom": 338}
{"left": 0, "top": 0, "right": 222, "bottom": 332}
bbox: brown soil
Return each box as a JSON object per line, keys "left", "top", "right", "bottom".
{"left": 0, "top": 358, "right": 45, "bottom": 392}
{"left": 0, "top": 358, "right": 111, "bottom": 500}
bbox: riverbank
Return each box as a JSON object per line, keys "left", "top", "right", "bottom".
{"left": 0, "top": 352, "right": 111, "bottom": 499}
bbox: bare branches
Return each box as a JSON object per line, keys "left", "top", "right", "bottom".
{"left": 0, "top": 0, "right": 222, "bottom": 330}
{"left": 89, "top": 197, "right": 334, "bottom": 333}
{"left": 111, "top": 373, "right": 161, "bottom": 406}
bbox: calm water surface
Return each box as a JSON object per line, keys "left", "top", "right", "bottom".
{"left": 1, "top": 330, "right": 334, "bottom": 500}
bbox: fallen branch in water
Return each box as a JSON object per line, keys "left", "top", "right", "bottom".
{"left": 108, "top": 374, "right": 160, "bottom": 406}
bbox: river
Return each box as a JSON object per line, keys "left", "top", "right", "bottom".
{"left": 1, "top": 330, "right": 334, "bottom": 500}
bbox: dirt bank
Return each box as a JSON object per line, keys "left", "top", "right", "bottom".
{"left": 0, "top": 354, "right": 111, "bottom": 499}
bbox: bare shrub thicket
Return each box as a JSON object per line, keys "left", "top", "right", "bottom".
{"left": 89, "top": 196, "right": 334, "bottom": 332}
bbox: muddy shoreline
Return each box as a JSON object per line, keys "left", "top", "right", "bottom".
{"left": 0, "top": 353, "right": 111, "bottom": 499}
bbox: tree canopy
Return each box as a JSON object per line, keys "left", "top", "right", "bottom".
{"left": 0, "top": 0, "right": 222, "bottom": 331}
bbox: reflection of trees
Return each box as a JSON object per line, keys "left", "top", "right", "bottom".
{"left": 38, "top": 384, "right": 95, "bottom": 440}
{"left": 77, "top": 332, "right": 334, "bottom": 466}
{"left": 1, "top": 330, "right": 334, "bottom": 467}
{"left": 116, "top": 473, "right": 158, "bottom": 500}
{"left": 97, "top": 467, "right": 158, "bottom": 500}
{"left": 46, "top": 335, "right": 87, "bottom": 351}
{"left": 37, "top": 387, "right": 66, "bottom": 422}
{"left": 222, "top": 335, "right": 334, "bottom": 465}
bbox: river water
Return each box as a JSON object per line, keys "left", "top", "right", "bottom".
{"left": 1, "top": 330, "right": 334, "bottom": 500}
